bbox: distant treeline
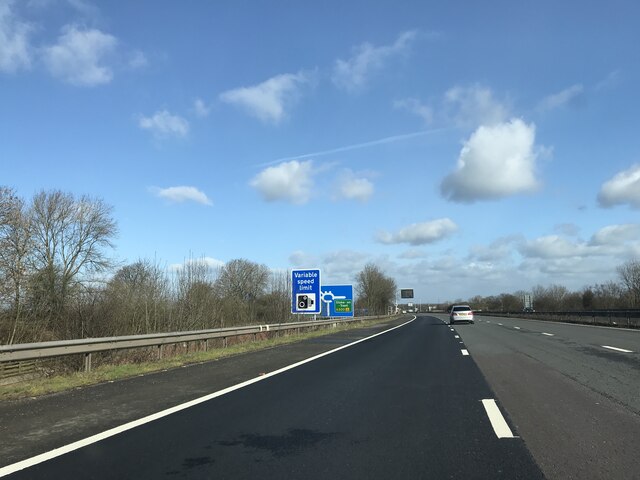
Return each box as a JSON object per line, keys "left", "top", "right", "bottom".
{"left": 449, "top": 260, "right": 640, "bottom": 312}
{"left": 2, "top": 187, "right": 637, "bottom": 345}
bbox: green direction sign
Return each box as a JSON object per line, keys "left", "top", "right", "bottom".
{"left": 334, "top": 299, "right": 353, "bottom": 313}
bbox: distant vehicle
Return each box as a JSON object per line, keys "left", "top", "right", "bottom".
{"left": 523, "top": 307, "right": 535, "bottom": 313}
{"left": 449, "top": 305, "right": 474, "bottom": 324}
{"left": 402, "top": 310, "right": 407, "bottom": 314}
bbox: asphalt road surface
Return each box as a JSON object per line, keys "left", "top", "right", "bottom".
{"left": 439, "top": 313, "right": 640, "bottom": 480}
{"left": 1, "top": 316, "right": 544, "bottom": 479}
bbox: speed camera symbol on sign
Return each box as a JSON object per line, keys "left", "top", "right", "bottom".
{"left": 296, "top": 293, "right": 316, "bottom": 311}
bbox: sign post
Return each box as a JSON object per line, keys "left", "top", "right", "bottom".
{"left": 321, "top": 285, "right": 354, "bottom": 318}
{"left": 291, "top": 269, "right": 322, "bottom": 315}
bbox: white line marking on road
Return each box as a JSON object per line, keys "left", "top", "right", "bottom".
{"left": 541, "top": 332, "right": 554, "bottom": 336}
{"left": 514, "top": 327, "right": 520, "bottom": 330}
{"left": 498, "top": 323, "right": 503, "bottom": 326}
{"left": 482, "top": 399, "right": 516, "bottom": 439}
{"left": 0, "top": 318, "right": 417, "bottom": 477}
{"left": 601, "top": 345, "right": 633, "bottom": 353}
{"left": 454, "top": 335, "right": 460, "bottom": 339}
{"left": 461, "top": 349, "right": 469, "bottom": 356}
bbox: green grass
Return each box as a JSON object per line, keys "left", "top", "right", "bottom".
{"left": 0, "top": 317, "right": 396, "bottom": 401}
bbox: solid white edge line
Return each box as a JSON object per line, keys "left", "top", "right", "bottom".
{"left": 0, "top": 317, "right": 417, "bottom": 477}
{"left": 481, "top": 399, "right": 516, "bottom": 439}
{"left": 601, "top": 345, "right": 633, "bottom": 353}
{"left": 461, "top": 349, "right": 469, "bottom": 356}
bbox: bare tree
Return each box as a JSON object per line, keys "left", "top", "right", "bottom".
{"left": 104, "top": 259, "right": 170, "bottom": 335}
{"left": 29, "top": 190, "right": 117, "bottom": 334}
{"left": 617, "top": 259, "right": 640, "bottom": 307}
{"left": 355, "top": 263, "right": 396, "bottom": 315}
{"left": 215, "top": 259, "right": 269, "bottom": 325}
{"left": 174, "top": 258, "right": 219, "bottom": 330}
{"left": 0, "top": 187, "right": 33, "bottom": 343}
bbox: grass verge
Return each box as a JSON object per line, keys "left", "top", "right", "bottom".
{"left": 0, "top": 316, "right": 397, "bottom": 401}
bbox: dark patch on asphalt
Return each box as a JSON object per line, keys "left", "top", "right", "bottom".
{"left": 218, "top": 428, "right": 338, "bottom": 457}
{"left": 165, "top": 456, "right": 215, "bottom": 476}
{"left": 182, "top": 456, "right": 215, "bottom": 469}
{"left": 578, "top": 346, "right": 640, "bottom": 368}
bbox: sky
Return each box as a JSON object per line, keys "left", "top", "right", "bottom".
{"left": 1, "top": 0, "right": 639, "bottom": 303}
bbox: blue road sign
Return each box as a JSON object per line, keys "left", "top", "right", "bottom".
{"left": 321, "top": 285, "right": 354, "bottom": 317}
{"left": 291, "top": 269, "right": 322, "bottom": 314}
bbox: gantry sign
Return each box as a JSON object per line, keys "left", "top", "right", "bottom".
{"left": 400, "top": 289, "right": 414, "bottom": 299}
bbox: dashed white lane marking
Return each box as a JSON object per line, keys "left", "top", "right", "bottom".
{"left": 601, "top": 345, "right": 633, "bottom": 353}
{"left": 541, "top": 332, "right": 554, "bottom": 336}
{"left": 498, "top": 323, "right": 503, "bottom": 326}
{"left": 461, "top": 349, "right": 469, "bottom": 356}
{"left": 454, "top": 335, "right": 460, "bottom": 339}
{"left": 514, "top": 327, "right": 520, "bottom": 330}
{"left": 482, "top": 399, "right": 516, "bottom": 439}
{"left": 0, "top": 319, "right": 417, "bottom": 477}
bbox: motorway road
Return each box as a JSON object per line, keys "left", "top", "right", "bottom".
{"left": 440, "top": 314, "right": 640, "bottom": 480}
{"left": 1, "top": 316, "right": 544, "bottom": 479}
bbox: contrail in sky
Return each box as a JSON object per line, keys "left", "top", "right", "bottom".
{"left": 257, "top": 128, "right": 447, "bottom": 168}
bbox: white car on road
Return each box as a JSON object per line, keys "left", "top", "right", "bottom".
{"left": 449, "top": 305, "right": 474, "bottom": 324}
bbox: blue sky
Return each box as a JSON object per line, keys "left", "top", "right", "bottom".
{"left": 2, "top": 0, "right": 639, "bottom": 302}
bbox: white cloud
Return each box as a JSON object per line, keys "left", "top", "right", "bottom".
{"left": 43, "top": 25, "right": 117, "bottom": 86}
{"left": 154, "top": 186, "right": 212, "bottom": 206}
{"left": 554, "top": 223, "right": 580, "bottom": 237}
{"left": 250, "top": 160, "right": 314, "bottom": 204}
{"left": 537, "top": 84, "right": 585, "bottom": 112}
{"left": 468, "top": 236, "right": 522, "bottom": 263}
{"left": 128, "top": 50, "right": 148, "bottom": 69}
{"left": 597, "top": 164, "right": 640, "bottom": 209}
{"left": 519, "top": 224, "right": 640, "bottom": 261}
{"left": 336, "top": 171, "right": 374, "bottom": 202}
{"left": 0, "top": 0, "right": 32, "bottom": 73}
{"left": 193, "top": 98, "right": 211, "bottom": 117}
{"left": 66, "top": 0, "right": 100, "bottom": 18}
{"left": 594, "top": 70, "right": 621, "bottom": 92}
{"left": 444, "top": 85, "right": 509, "bottom": 127}
{"left": 441, "top": 119, "right": 540, "bottom": 203}
{"left": 590, "top": 224, "right": 640, "bottom": 246}
{"left": 393, "top": 98, "right": 434, "bottom": 125}
{"left": 519, "top": 235, "right": 589, "bottom": 259}
{"left": 332, "top": 30, "right": 416, "bottom": 92}
{"left": 219, "top": 71, "right": 309, "bottom": 124}
{"left": 169, "top": 256, "right": 225, "bottom": 272}
{"left": 289, "top": 250, "right": 319, "bottom": 268}
{"left": 289, "top": 249, "right": 373, "bottom": 284}
{"left": 377, "top": 218, "right": 457, "bottom": 246}
{"left": 139, "top": 110, "right": 189, "bottom": 138}
{"left": 320, "top": 249, "right": 373, "bottom": 282}
{"left": 398, "top": 248, "right": 427, "bottom": 259}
